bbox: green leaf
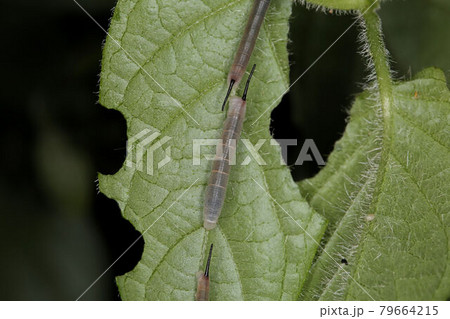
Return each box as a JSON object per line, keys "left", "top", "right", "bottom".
{"left": 99, "top": 0, "right": 326, "bottom": 300}
{"left": 300, "top": 0, "right": 374, "bottom": 11}
{"left": 299, "top": 67, "right": 450, "bottom": 300}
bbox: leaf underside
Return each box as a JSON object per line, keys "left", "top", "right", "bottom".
{"left": 99, "top": 0, "right": 450, "bottom": 301}
{"left": 99, "top": 0, "right": 326, "bottom": 300}
{"left": 299, "top": 68, "right": 450, "bottom": 300}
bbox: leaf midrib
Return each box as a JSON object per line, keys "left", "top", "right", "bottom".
{"left": 334, "top": 8, "right": 395, "bottom": 299}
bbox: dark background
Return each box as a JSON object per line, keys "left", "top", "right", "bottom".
{"left": 1, "top": 0, "right": 448, "bottom": 300}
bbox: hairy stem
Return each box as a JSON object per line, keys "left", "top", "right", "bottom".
{"left": 362, "top": 8, "right": 393, "bottom": 127}
{"left": 342, "top": 6, "right": 395, "bottom": 299}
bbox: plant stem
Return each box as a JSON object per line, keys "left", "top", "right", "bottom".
{"left": 362, "top": 8, "right": 393, "bottom": 128}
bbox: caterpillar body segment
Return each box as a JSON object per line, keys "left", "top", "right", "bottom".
{"left": 204, "top": 65, "right": 256, "bottom": 230}
{"left": 221, "top": 0, "right": 270, "bottom": 110}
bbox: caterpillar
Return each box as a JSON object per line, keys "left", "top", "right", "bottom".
{"left": 203, "top": 65, "right": 256, "bottom": 230}
{"left": 221, "top": 0, "right": 270, "bottom": 110}
{"left": 195, "top": 244, "right": 214, "bottom": 301}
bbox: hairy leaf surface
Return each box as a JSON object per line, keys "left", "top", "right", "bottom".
{"left": 300, "top": 68, "right": 450, "bottom": 300}
{"left": 99, "top": 0, "right": 326, "bottom": 300}
{"left": 301, "top": 0, "right": 374, "bottom": 11}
